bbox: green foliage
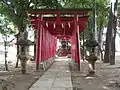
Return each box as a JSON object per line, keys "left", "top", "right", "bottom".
{"left": 96, "top": 0, "right": 108, "bottom": 28}
{"left": 0, "top": 0, "right": 63, "bottom": 32}
{"left": 0, "top": 0, "right": 31, "bottom": 31}
{"left": 64, "top": 0, "right": 91, "bottom": 8}
{"left": 64, "top": 0, "right": 109, "bottom": 39}
{"left": 35, "top": 0, "right": 63, "bottom": 9}
{"left": 0, "top": 0, "right": 109, "bottom": 38}
{"left": 0, "top": 14, "right": 15, "bottom": 36}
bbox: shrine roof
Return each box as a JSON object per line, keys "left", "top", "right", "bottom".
{"left": 28, "top": 8, "right": 92, "bottom": 15}
{"left": 29, "top": 8, "right": 91, "bottom": 38}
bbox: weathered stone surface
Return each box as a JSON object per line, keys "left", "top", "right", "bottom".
{"left": 29, "top": 57, "right": 73, "bottom": 90}
{"left": 39, "top": 57, "right": 55, "bottom": 71}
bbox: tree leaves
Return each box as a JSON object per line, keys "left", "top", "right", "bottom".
{"left": 0, "top": 14, "right": 15, "bottom": 36}
{"left": 0, "top": 0, "right": 64, "bottom": 32}
{"left": 0, "top": 0, "right": 109, "bottom": 37}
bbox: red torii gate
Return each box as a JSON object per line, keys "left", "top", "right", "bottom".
{"left": 29, "top": 8, "right": 91, "bottom": 70}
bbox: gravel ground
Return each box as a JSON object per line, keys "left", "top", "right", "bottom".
{"left": 0, "top": 61, "right": 44, "bottom": 90}
{"left": 71, "top": 60, "right": 120, "bottom": 90}
{"left": 0, "top": 55, "right": 120, "bottom": 90}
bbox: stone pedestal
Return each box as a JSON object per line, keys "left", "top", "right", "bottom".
{"left": 20, "top": 59, "right": 27, "bottom": 74}
{"left": 86, "top": 54, "right": 98, "bottom": 76}
{"left": 16, "top": 38, "right": 34, "bottom": 74}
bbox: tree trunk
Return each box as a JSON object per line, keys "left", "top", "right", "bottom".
{"left": 110, "top": 0, "right": 118, "bottom": 65}
{"left": 80, "top": 32, "right": 85, "bottom": 60}
{"left": 34, "top": 30, "right": 37, "bottom": 61}
{"left": 19, "top": 30, "right": 28, "bottom": 74}
{"left": 104, "top": 4, "right": 113, "bottom": 63}
{"left": 15, "top": 56, "right": 19, "bottom": 68}
{"left": 15, "top": 34, "right": 19, "bottom": 68}
{"left": 98, "top": 24, "right": 104, "bottom": 61}
{"left": 110, "top": 34, "right": 116, "bottom": 65}
{"left": 4, "top": 40, "right": 8, "bottom": 71}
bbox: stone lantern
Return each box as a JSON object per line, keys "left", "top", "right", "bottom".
{"left": 16, "top": 31, "right": 34, "bottom": 74}
{"left": 84, "top": 38, "right": 99, "bottom": 76}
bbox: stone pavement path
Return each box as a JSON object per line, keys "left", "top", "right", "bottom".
{"left": 29, "top": 57, "right": 73, "bottom": 90}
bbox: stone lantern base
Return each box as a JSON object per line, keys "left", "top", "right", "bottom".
{"left": 85, "top": 54, "right": 98, "bottom": 76}
{"left": 18, "top": 55, "right": 29, "bottom": 74}
{"left": 20, "top": 60, "right": 27, "bottom": 74}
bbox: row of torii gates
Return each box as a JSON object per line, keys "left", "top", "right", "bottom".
{"left": 29, "top": 8, "right": 91, "bottom": 70}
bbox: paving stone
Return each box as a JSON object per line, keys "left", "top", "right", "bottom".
{"left": 30, "top": 86, "right": 51, "bottom": 90}
{"left": 41, "top": 75, "right": 56, "bottom": 79}
{"left": 44, "top": 71, "right": 58, "bottom": 75}
{"left": 55, "top": 77, "right": 71, "bottom": 81}
{"left": 29, "top": 57, "right": 73, "bottom": 90}
{"left": 51, "top": 87, "right": 73, "bottom": 90}
{"left": 52, "top": 81, "right": 72, "bottom": 88}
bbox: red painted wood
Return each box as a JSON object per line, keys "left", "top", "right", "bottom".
{"left": 36, "top": 27, "right": 40, "bottom": 65}
{"left": 30, "top": 16, "right": 88, "bottom": 39}
{"left": 29, "top": 9, "right": 90, "bottom": 70}
{"left": 39, "top": 27, "right": 57, "bottom": 61}
{"left": 36, "top": 16, "right": 43, "bottom": 69}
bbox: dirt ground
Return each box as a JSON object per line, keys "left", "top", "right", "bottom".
{"left": 0, "top": 61, "right": 44, "bottom": 90}
{"left": 1, "top": 58, "right": 120, "bottom": 90}
{"left": 71, "top": 60, "right": 120, "bottom": 90}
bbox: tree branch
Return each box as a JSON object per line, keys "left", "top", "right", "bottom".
{"left": 1, "top": 0, "right": 13, "bottom": 10}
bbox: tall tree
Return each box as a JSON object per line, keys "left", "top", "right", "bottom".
{"left": 104, "top": 4, "right": 113, "bottom": 63}
{"left": 110, "top": 0, "right": 118, "bottom": 65}
{"left": 0, "top": 14, "right": 15, "bottom": 70}
{"left": 0, "top": 0, "right": 63, "bottom": 73}
{"left": 96, "top": 1, "right": 108, "bottom": 61}
{"left": 0, "top": 0, "right": 33, "bottom": 69}
{"left": 104, "top": 0, "right": 118, "bottom": 64}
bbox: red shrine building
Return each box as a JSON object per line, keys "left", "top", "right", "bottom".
{"left": 29, "top": 8, "right": 91, "bottom": 70}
